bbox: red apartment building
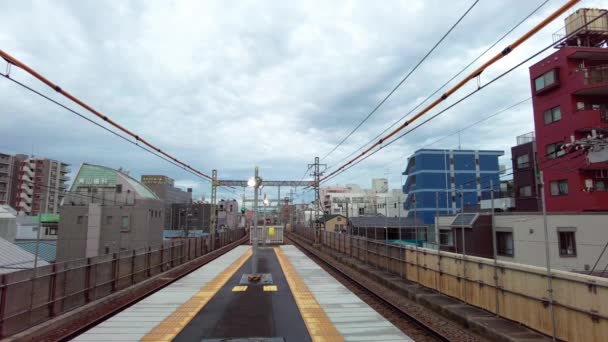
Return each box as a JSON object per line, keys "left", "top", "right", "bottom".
{"left": 529, "top": 8, "right": 608, "bottom": 211}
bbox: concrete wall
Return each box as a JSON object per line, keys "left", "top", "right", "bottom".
{"left": 495, "top": 213, "right": 608, "bottom": 273}
{"left": 57, "top": 199, "right": 164, "bottom": 262}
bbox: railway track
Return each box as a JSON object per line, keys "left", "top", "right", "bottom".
{"left": 286, "top": 233, "right": 486, "bottom": 342}
{"left": 45, "top": 236, "right": 249, "bottom": 342}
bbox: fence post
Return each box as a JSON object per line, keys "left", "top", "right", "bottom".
{"left": 147, "top": 247, "right": 152, "bottom": 278}
{"left": 0, "top": 274, "right": 7, "bottom": 336}
{"left": 111, "top": 253, "right": 118, "bottom": 292}
{"left": 48, "top": 264, "right": 57, "bottom": 317}
{"left": 85, "top": 258, "right": 93, "bottom": 302}
{"left": 160, "top": 244, "right": 165, "bottom": 272}
{"left": 130, "top": 250, "right": 136, "bottom": 285}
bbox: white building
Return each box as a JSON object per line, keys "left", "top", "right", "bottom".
{"left": 494, "top": 213, "right": 608, "bottom": 274}
{"left": 321, "top": 179, "right": 406, "bottom": 218}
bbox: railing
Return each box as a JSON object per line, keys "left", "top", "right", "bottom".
{"left": 516, "top": 132, "right": 535, "bottom": 146}
{"left": 293, "top": 227, "right": 608, "bottom": 342}
{"left": 584, "top": 65, "right": 608, "bottom": 85}
{"left": 250, "top": 226, "right": 284, "bottom": 244}
{"left": 0, "top": 228, "right": 246, "bottom": 338}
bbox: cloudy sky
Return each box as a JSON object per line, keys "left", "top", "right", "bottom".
{"left": 1, "top": 0, "right": 603, "bottom": 202}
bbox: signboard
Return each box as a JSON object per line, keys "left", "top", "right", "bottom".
{"left": 39, "top": 213, "right": 60, "bottom": 223}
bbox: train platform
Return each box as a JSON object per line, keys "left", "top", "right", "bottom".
{"left": 72, "top": 245, "right": 411, "bottom": 342}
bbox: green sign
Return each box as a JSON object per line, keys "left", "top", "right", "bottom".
{"left": 39, "top": 213, "right": 60, "bottom": 223}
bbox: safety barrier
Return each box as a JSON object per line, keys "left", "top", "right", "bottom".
{"left": 250, "top": 226, "right": 284, "bottom": 244}
{"left": 293, "top": 226, "right": 608, "bottom": 341}
{"left": 0, "top": 228, "right": 246, "bottom": 338}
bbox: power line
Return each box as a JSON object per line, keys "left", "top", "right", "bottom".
{"left": 327, "top": 0, "right": 551, "bottom": 170}
{"left": 320, "top": 0, "right": 481, "bottom": 161}
{"left": 0, "top": 73, "right": 239, "bottom": 197}
{"left": 0, "top": 50, "right": 232, "bottom": 189}
{"left": 321, "top": 5, "right": 597, "bottom": 185}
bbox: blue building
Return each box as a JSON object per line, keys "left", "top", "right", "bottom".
{"left": 402, "top": 149, "right": 504, "bottom": 224}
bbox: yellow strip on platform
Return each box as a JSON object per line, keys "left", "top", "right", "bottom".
{"left": 140, "top": 248, "right": 252, "bottom": 342}
{"left": 274, "top": 247, "right": 344, "bottom": 342}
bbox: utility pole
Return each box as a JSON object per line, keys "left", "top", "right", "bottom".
{"left": 540, "top": 171, "right": 557, "bottom": 341}
{"left": 251, "top": 166, "right": 261, "bottom": 275}
{"left": 210, "top": 169, "right": 218, "bottom": 250}
{"left": 308, "top": 157, "right": 326, "bottom": 243}
{"left": 490, "top": 180, "right": 499, "bottom": 317}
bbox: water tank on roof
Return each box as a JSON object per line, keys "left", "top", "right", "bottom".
{"left": 565, "top": 8, "right": 608, "bottom": 36}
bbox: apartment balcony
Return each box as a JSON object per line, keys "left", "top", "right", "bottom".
{"left": 571, "top": 64, "right": 608, "bottom": 96}
{"left": 573, "top": 108, "right": 608, "bottom": 131}
{"left": 60, "top": 174, "right": 70, "bottom": 182}
{"left": 22, "top": 186, "right": 33, "bottom": 196}
{"left": 60, "top": 165, "right": 71, "bottom": 173}
{"left": 22, "top": 167, "right": 34, "bottom": 178}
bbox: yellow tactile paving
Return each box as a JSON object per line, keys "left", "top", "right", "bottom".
{"left": 232, "top": 285, "right": 248, "bottom": 292}
{"left": 263, "top": 285, "right": 278, "bottom": 292}
{"left": 274, "top": 247, "right": 344, "bottom": 342}
{"left": 140, "top": 248, "right": 252, "bottom": 342}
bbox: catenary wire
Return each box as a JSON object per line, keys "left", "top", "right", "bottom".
{"left": 320, "top": 0, "right": 481, "bottom": 161}
{"left": 0, "top": 73, "right": 240, "bottom": 197}
{"left": 326, "top": 0, "right": 553, "bottom": 170}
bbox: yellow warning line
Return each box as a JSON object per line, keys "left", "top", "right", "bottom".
{"left": 140, "top": 248, "right": 252, "bottom": 342}
{"left": 274, "top": 247, "right": 344, "bottom": 342}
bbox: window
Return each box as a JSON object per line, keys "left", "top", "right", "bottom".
{"left": 358, "top": 208, "right": 365, "bottom": 215}
{"left": 546, "top": 142, "right": 565, "bottom": 159}
{"left": 558, "top": 230, "right": 576, "bottom": 257}
{"left": 517, "top": 154, "right": 530, "bottom": 169}
{"left": 519, "top": 186, "right": 532, "bottom": 197}
{"left": 496, "top": 231, "right": 514, "bottom": 256}
{"left": 106, "top": 216, "right": 113, "bottom": 224}
{"left": 337, "top": 217, "right": 342, "bottom": 222}
{"left": 44, "top": 227, "right": 57, "bottom": 235}
{"left": 77, "top": 216, "right": 84, "bottom": 224}
{"left": 334, "top": 224, "right": 339, "bottom": 231}
{"left": 439, "top": 230, "right": 453, "bottom": 246}
{"left": 534, "top": 69, "right": 557, "bottom": 92}
{"left": 543, "top": 106, "right": 561, "bottom": 124}
{"left": 550, "top": 180, "right": 568, "bottom": 196}
{"left": 597, "top": 180, "right": 606, "bottom": 191}
{"left": 121, "top": 216, "right": 130, "bottom": 231}
{"left": 229, "top": 204, "right": 233, "bottom": 212}
{"left": 576, "top": 101, "right": 585, "bottom": 111}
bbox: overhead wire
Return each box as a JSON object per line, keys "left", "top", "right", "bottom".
{"left": 321, "top": 3, "right": 598, "bottom": 185}
{"left": 326, "top": 0, "right": 554, "bottom": 170}
{"left": 320, "top": 0, "right": 481, "bottom": 161}
{"left": 0, "top": 72, "right": 240, "bottom": 197}
{"left": 0, "top": 50, "right": 233, "bottom": 189}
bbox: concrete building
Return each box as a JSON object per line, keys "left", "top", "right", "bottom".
{"left": 321, "top": 181, "right": 405, "bottom": 218}
{"left": 0, "top": 153, "right": 26, "bottom": 208}
{"left": 403, "top": 149, "right": 504, "bottom": 224}
{"left": 141, "top": 175, "right": 192, "bottom": 229}
{"left": 436, "top": 212, "right": 608, "bottom": 274}
{"left": 529, "top": 9, "right": 608, "bottom": 212}
{"left": 171, "top": 202, "right": 211, "bottom": 233}
{"left": 0, "top": 205, "right": 17, "bottom": 242}
{"left": 56, "top": 164, "right": 164, "bottom": 262}
{"left": 11, "top": 156, "right": 70, "bottom": 216}
{"left": 217, "top": 199, "right": 239, "bottom": 230}
{"left": 317, "top": 214, "right": 348, "bottom": 233}
{"left": 511, "top": 132, "right": 540, "bottom": 211}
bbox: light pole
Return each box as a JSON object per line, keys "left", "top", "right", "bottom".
{"left": 247, "top": 167, "right": 262, "bottom": 275}
{"left": 263, "top": 195, "right": 269, "bottom": 247}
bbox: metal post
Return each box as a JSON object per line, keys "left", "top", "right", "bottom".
{"left": 252, "top": 167, "right": 259, "bottom": 275}
{"left": 385, "top": 193, "right": 389, "bottom": 272}
{"left": 490, "top": 180, "right": 500, "bottom": 317}
{"left": 461, "top": 186, "right": 467, "bottom": 302}
{"left": 29, "top": 215, "right": 42, "bottom": 315}
{"left": 414, "top": 193, "right": 419, "bottom": 283}
{"left": 540, "top": 171, "right": 557, "bottom": 340}
{"left": 263, "top": 193, "right": 267, "bottom": 247}
{"left": 210, "top": 169, "right": 217, "bottom": 250}
{"left": 435, "top": 191, "right": 440, "bottom": 291}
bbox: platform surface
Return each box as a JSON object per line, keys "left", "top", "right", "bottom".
{"left": 72, "top": 244, "right": 412, "bottom": 342}
{"left": 280, "top": 245, "right": 412, "bottom": 342}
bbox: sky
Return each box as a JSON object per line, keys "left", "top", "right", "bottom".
{"left": 1, "top": 0, "right": 604, "bottom": 203}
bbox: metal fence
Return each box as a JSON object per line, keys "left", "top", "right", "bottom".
{"left": 0, "top": 228, "right": 246, "bottom": 338}
{"left": 250, "top": 226, "right": 284, "bottom": 244}
{"left": 293, "top": 226, "right": 608, "bottom": 341}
